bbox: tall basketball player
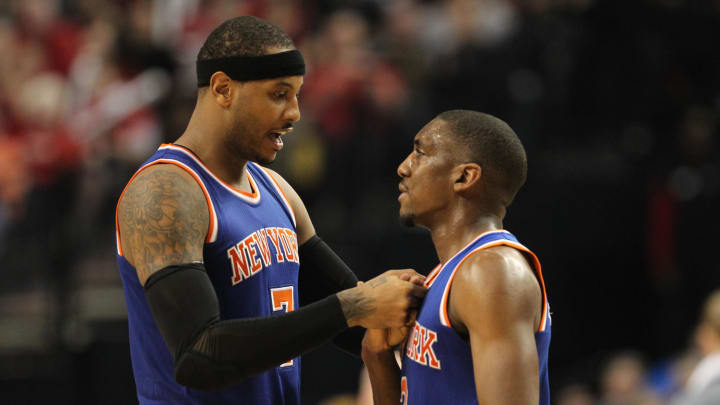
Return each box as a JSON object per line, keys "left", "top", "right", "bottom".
{"left": 362, "top": 110, "right": 551, "bottom": 405}
{"left": 115, "top": 16, "right": 426, "bottom": 404}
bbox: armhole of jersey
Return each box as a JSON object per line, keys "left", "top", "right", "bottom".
{"left": 256, "top": 165, "right": 297, "bottom": 228}
{"left": 438, "top": 239, "right": 548, "bottom": 333}
{"left": 503, "top": 241, "right": 548, "bottom": 333}
{"left": 439, "top": 246, "right": 487, "bottom": 328}
{"left": 115, "top": 159, "right": 219, "bottom": 257}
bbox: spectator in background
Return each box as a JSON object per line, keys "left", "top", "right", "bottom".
{"left": 672, "top": 290, "right": 720, "bottom": 405}
{"left": 556, "top": 384, "right": 596, "bottom": 405}
{"left": 598, "top": 351, "right": 662, "bottom": 405}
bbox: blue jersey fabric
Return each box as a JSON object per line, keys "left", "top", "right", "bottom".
{"left": 116, "top": 144, "right": 301, "bottom": 405}
{"left": 400, "top": 230, "right": 551, "bottom": 405}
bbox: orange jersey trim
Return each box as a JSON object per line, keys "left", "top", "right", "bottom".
{"left": 115, "top": 159, "right": 217, "bottom": 257}
{"left": 258, "top": 166, "right": 297, "bottom": 228}
{"left": 439, "top": 239, "right": 548, "bottom": 333}
{"left": 426, "top": 229, "right": 508, "bottom": 289}
{"left": 424, "top": 264, "right": 443, "bottom": 288}
{"left": 161, "top": 144, "right": 260, "bottom": 200}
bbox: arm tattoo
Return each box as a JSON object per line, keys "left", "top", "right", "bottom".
{"left": 118, "top": 165, "right": 209, "bottom": 284}
{"left": 337, "top": 288, "right": 376, "bottom": 324}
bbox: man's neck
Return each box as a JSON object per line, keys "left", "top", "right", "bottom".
{"left": 429, "top": 210, "right": 503, "bottom": 264}
{"left": 175, "top": 110, "right": 250, "bottom": 190}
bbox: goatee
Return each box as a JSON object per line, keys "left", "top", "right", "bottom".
{"left": 399, "top": 213, "right": 415, "bottom": 227}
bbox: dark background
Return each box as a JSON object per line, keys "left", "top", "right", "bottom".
{"left": 0, "top": 0, "right": 718, "bottom": 404}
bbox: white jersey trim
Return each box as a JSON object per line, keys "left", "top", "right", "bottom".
{"left": 437, "top": 237, "right": 549, "bottom": 332}
{"left": 115, "top": 158, "right": 219, "bottom": 256}
{"left": 159, "top": 144, "right": 262, "bottom": 205}
{"left": 428, "top": 229, "right": 511, "bottom": 289}
{"left": 254, "top": 163, "right": 297, "bottom": 228}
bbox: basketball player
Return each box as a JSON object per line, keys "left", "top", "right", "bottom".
{"left": 115, "top": 16, "right": 427, "bottom": 404}
{"left": 361, "top": 110, "right": 551, "bottom": 405}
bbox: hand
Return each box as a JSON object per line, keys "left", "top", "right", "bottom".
{"left": 363, "top": 323, "right": 413, "bottom": 354}
{"left": 337, "top": 269, "right": 427, "bottom": 329}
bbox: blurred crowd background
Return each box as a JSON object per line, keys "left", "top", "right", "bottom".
{"left": 1, "top": 0, "right": 719, "bottom": 404}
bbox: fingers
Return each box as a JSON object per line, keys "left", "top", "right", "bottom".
{"left": 405, "top": 309, "right": 418, "bottom": 326}
{"left": 409, "top": 283, "right": 428, "bottom": 299}
{"left": 362, "top": 328, "right": 391, "bottom": 354}
{"left": 378, "top": 269, "right": 427, "bottom": 290}
{"left": 386, "top": 269, "right": 424, "bottom": 280}
{"left": 382, "top": 269, "right": 427, "bottom": 287}
{"left": 408, "top": 274, "right": 426, "bottom": 286}
{"left": 356, "top": 270, "right": 428, "bottom": 330}
{"left": 387, "top": 326, "right": 409, "bottom": 347}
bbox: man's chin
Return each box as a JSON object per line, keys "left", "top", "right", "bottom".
{"left": 255, "top": 153, "right": 277, "bottom": 165}
{"left": 399, "top": 213, "right": 415, "bottom": 227}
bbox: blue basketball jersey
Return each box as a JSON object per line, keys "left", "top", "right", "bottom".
{"left": 116, "top": 144, "right": 301, "bottom": 405}
{"left": 400, "top": 230, "right": 551, "bottom": 405}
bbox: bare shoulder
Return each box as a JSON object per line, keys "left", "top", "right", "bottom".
{"left": 449, "top": 246, "right": 542, "bottom": 332}
{"left": 454, "top": 246, "right": 539, "bottom": 297}
{"left": 117, "top": 163, "right": 209, "bottom": 285}
{"left": 260, "top": 167, "right": 295, "bottom": 196}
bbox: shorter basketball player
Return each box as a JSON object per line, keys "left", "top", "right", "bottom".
{"left": 361, "top": 110, "right": 551, "bottom": 405}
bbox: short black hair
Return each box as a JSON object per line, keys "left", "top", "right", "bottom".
{"left": 197, "top": 16, "right": 294, "bottom": 61}
{"left": 437, "top": 110, "right": 527, "bottom": 206}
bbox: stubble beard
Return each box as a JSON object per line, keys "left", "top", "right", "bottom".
{"left": 399, "top": 212, "right": 415, "bottom": 227}
{"left": 227, "top": 117, "right": 275, "bottom": 165}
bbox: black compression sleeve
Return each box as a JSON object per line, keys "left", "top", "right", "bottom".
{"left": 298, "top": 235, "right": 364, "bottom": 357}
{"left": 176, "top": 295, "right": 347, "bottom": 391}
{"left": 144, "top": 263, "right": 348, "bottom": 392}
{"left": 298, "top": 235, "right": 359, "bottom": 305}
{"left": 144, "top": 263, "right": 218, "bottom": 360}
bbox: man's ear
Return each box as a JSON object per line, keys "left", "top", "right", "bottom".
{"left": 209, "top": 72, "right": 233, "bottom": 108}
{"left": 453, "top": 163, "right": 482, "bottom": 192}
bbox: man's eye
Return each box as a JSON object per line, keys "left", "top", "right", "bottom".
{"left": 274, "top": 91, "right": 287, "bottom": 99}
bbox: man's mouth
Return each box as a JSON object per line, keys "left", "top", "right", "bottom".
{"left": 398, "top": 183, "right": 408, "bottom": 201}
{"left": 268, "top": 128, "right": 292, "bottom": 151}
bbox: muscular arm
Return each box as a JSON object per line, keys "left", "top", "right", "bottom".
{"left": 118, "top": 164, "right": 208, "bottom": 284}
{"left": 118, "top": 165, "right": 425, "bottom": 391}
{"left": 449, "top": 247, "right": 543, "bottom": 405}
{"left": 361, "top": 329, "right": 404, "bottom": 405}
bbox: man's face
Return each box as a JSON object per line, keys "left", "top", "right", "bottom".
{"left": 397, "top": 119, "right": 459, "bottom": 227}
{"left": 225, "top": 60, "right": 303, "bottom": 164}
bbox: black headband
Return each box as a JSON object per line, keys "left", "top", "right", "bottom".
{"left": 196, "top": 50, "right": 305, "bottom": 87}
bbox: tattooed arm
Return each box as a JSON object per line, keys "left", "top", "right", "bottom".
{"left": 338, "top": 270, "right": 426, "bottom": 328}
{"left": 116, "top": 164, "right": 428, "bottom": 391}
{"left": 118, "top": 164, "right": 208, "bottom": 285}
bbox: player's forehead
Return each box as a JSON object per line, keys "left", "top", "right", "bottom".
{"left": 267, "top": 76, "right": 304, "bottom": 89}
{"left": 414, "top": 119, "right": 451, "bottom": 149}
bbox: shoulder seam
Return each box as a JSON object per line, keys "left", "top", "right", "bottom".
{"left": 115, "top": 160, "right": 218, "bottom": 258}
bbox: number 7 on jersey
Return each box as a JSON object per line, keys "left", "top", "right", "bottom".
{"left": 270, "top": 286, "right": 295, "bottom": 367}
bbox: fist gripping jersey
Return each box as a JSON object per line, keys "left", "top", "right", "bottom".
{"left": 116, "top": 144, "right": 301, "bottom": 405}
{"left": 400, "top": 230, "right": 551, "bottom": 405}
